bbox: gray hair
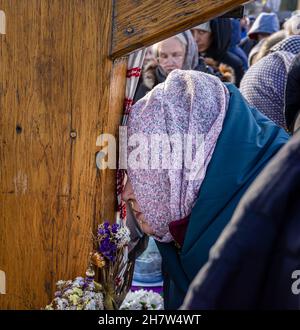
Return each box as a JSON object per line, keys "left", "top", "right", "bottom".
{"left": 153, "top": 31, "right": 199, "bottom": 70}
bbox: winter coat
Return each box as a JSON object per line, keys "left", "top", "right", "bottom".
{"left": 155, "top": 83, "right": 289, "bottom": 309}
{"left": 181, "top": 129, "right": 300, "bottom": 310}
{"left": 203, "top": 18, "right": 245, "bottom": 87}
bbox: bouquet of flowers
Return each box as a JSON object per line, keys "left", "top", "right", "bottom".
{"left": 90, "top": 221, "right": 134, "bottom": 310}
{"left": 45, "top": 221, "right": 134, "bottom": 310}
{"left": 120, "top": 289, "right": 164, "bottom": 310}
{"left": 45, "top": 270, "right": 104, "bottom": 310}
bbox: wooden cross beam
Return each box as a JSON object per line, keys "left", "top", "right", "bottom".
{"left": 111, "top": 0, "right": 246, "bottom": 58}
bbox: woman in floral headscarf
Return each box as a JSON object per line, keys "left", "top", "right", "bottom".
{"left": 122, "top": 69, "right": 289, "bottom": 309}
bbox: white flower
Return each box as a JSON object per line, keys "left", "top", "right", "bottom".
{"left": 83, "top": 291, "right": 95, "bottom": 299}
{"left": 69, "top": 294, "right": 80, "bottom": 306}
{"left": 115, "top": 226, "right": 130, "bottom": 248}
{"left": 46, "top": 278, "right": 104, "bottom": 310}
{"left": 72, "top": 287, "right": 83, "bottom": 296}
{"left": 120, "top": 289, "right": 164, "bottom": 310}
{"left": 56, "top": 280, "right": 66, "bottom": 290}
{"left": 94, "top": 293, "right": 104, "bottom": 310}
{"left": 45, "top": 304, "right": 53, "bottom": 310}
{"left": 53, "top": 297, "right": 68, "bottom": 310}
{"left": 85, "top": 300, "right": 96, "bottom": 310}
{"left": 63, "top": 289, "right": 73, "bottom": 296}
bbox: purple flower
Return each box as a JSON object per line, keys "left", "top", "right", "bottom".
{"left": 54, "top": 291, "right": 62, "bottom": 297}
{"left": 98, "top": 228, "right": 105, "bottom": 236}
{"left": 96, "top": 221, "right": 120, "bottom": 262}
{"left": 108, "top": 255, "right": 115, "bottom": 262}
{"left": 101, "top": 237, "right": 110, "bottom": 248}
{"left": 85, "top": 276, "right": 94, "bottom": 283}
{"left": 111, "top": 223, "right": 119, "bottom": 234}
{"left": 98, "top": 238, "right": 117, "bottom": 262}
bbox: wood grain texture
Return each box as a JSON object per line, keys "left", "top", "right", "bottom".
{"left": 111, "top": 0, "right": 246, "bottom": 58}
{"left": 0, "top": 0, "right": 246, "bottom": 310}
{"left": 0, "top": 0, "right": 127, "bottom": 309}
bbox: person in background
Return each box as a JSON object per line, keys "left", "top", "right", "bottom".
{"left": 247, "top": 12, "right": 280, "bottom": 66}
{"left": 240, "top": 15, "right": 250, "bottom": 40}
{"left": 143, "top": 46, "right": 156, "bottom": 68}
{"left": 253, "top": 30, "right": 286, "bottom": 64}
{"left": 134, "top": 30, "right": 206, "bottom": 102}
{"left": 244, "top": 1, "right": 264, "bottom": 17}
{"left": 264, "top": 0, "right": 282, "bottom": 13}
{"left": 229, "top": 18, "right": 248, "bottom": 71}
{"left": 240, "top": 15, "right": 257, "bottom": 56}
{"left": 284, "top": 13, "right": 300, "bottom": 36}
{"left": 254, "top": 12, "right": 300, "bottom": 65}
{"left": 191, "top": 18, "right": 245, "bottom": 86}
{"left": 240, "top": 35, "right": 300, "bottom": 129}
{"left": 122, "top": 69, "right": 289, "bottom": 309}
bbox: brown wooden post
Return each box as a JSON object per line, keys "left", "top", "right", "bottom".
{"left": 0, "top": 0, "right": 245, "bottom": 309}
{"left": 0, "top": 0, "right": 126, "bottom": 309}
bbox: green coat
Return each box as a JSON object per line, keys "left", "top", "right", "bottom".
{"left": 156, "top": 83, "right": 290, "bottom": 309}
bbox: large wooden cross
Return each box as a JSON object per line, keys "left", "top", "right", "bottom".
{"left": 0, "top": 0, "right": 245, "bottom": 309}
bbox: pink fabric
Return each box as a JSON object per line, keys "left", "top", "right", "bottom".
{"left": 127, "top": 70, "right": 229, "bottom": 242}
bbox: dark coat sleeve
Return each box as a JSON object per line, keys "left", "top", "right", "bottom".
{"left": 285, "top": 53, "right": 300, "bottom": 132}
{"left": 181, "top": 132, "right": 300, "bottom": 310}
{"left": 133, "top": 77, "right": 151, "bottom": 104}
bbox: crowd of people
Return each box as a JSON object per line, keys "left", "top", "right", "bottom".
{"left": 123, "top": 2, "right": 300, "bottom": 310}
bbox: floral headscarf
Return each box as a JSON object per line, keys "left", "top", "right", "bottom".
{"left": 127, "top": 70, "right": 229, "bottom": 242}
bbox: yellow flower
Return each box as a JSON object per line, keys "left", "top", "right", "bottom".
{"left": 91, "top": 252, "right": 106, "bottom": 268}
{"left": 69, "top": 294, "right": 79, "bottom": 305}
{"left": 73, "top": 288, "right": 83, "bottom": 296}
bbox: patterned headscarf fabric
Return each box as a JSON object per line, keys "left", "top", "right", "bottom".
{"left": 127, "top": 70, "right": 229, "bottom": 243}
{"left": 270, "top": 35, "right": 300, "bottom": 54}
{"left": 240, "top": 51, "right": 295, "bottom": 128}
